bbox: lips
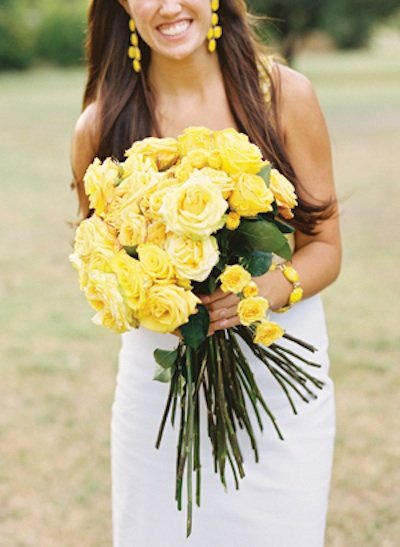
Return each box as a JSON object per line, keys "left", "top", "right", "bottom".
{"left": 157, "top": 19, "right": 192, "bottom": 38}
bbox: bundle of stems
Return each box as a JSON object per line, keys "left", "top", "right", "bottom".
{"left": 155, "top": 327, "right": 324, "bottom": 537}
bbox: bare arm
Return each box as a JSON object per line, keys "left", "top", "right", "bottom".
{"left": 203, "top": 65, "right": 342, "bottom": 332}
{"left": 70, "top": 103, "right": 99, "bottom": 219}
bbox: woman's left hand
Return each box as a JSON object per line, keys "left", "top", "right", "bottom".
{"left": 198, "top": 290, "right": 241, "bottom": 336}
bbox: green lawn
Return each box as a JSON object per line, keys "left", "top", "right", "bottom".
{"left": 1, "top": 43, "right": 399, "bottom": 546}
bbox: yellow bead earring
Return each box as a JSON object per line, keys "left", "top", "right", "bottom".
{"left": 128, "top": 19, "right": 142, "bottom": 73}
{"left": 207, "top": 0, "right": 222, "bottom": 53}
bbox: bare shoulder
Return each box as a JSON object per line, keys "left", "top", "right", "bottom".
{"left": 71, "top": 102, "right": 99, "bottom": 217}
{"left": 270, "top": 63, "right": 326, "bottom": 139}
{"left": 71, "top": 102, "right": 99, "bottom": 180}
{"left": 269, "top": 62, "right": 335, "bottom": 206}
{"left": 72, "top": 102, "right": 99, "bottom": 156}
{"left": 273, "top": 63, "right": 315, "bottom": 100}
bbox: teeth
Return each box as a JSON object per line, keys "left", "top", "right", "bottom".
{"left": 158, "top": 20, "right": 190, "bottom": 37}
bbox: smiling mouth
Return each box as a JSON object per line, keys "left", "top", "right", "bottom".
{"left": 157, "top": 19, "right": 192, "bottom": 38}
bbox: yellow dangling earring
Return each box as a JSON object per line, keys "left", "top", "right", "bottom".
{"left": 207, "top": 0, "right": 222, "bottom": 53}
{"left": 128, "top": 19, "right": 142, "bottom": 73}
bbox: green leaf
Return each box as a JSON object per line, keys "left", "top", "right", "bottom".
{"left": 240, "top": 250, "right": 273, "bottom": 276}
{"left": 215, "top": 256, "right": 228, "bottom": 273}
{"left": 180, "top": 305, "right": 210, "bottom": 349}
{"left": 216, "top": 228, "right": 231, "bottom": 255}
{"left": 194, "top": 272, "right": 219, "bottom": 295}
{"left": 273, "top": 240, "right": 293, "bottom": 261}
{"left": 229, "top": 233, "right": 251, "bottom": 257}
{"left": 153, "top": 348, "right": 178, "bottom": 370}
{"left": 237, "top": 219, "right": 288, "bottom": 253}
{"left": 274, "top": 218, "right": 295, "bottom": 234}
{"left": 153, "top": 365, "right": 173, "bottom": 383}
{"left": 123, "top": 245, "right": 138, "bottom": 258}
{"left": 258, "top": 163, "right": 272, "bottom": 186}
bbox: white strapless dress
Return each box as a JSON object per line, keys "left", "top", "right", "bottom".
{"left": 111, "top": 294, "right": 335, "bottom": 547}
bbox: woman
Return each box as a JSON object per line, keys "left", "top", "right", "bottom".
{"left": 71, "top": 1, "right": 341, "bottom": 545}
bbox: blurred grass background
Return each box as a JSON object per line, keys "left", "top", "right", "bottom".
{"left": 1, "top": 30, "right": 399, "bottom": 547}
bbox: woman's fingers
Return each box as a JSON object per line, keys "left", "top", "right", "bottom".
{"left": 208, "top": 315, "right": 241, "bottom": 335}
{"left": 198, "top": 290, "right": 240, "bottom": 335}
{"left": 198, "top": 288, "right": 226, "bottom": 305}
{"left": 206, "top": 292, "right": 238, "bottom": 309}
{"left": 207, "top": 300, "right": 238, "bottom": 322}
{"left": 208, "top": 303, "right": 240, "bottom": 335}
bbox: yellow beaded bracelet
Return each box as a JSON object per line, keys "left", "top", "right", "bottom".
{"left": 271, "top": 262, "right": 304, "bottom": 313}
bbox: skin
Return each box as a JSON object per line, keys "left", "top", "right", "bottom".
{"left": 71, "top": 0, "right": 342, "bottom": 337}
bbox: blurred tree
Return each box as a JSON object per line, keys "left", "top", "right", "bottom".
{"left": 0, "top": 0, "right": 36, "bottom": 70}
{"left": 35, "top": 6, "right": 86, "bottom": 66}
{"left": 0, "top": 0, "right": 86, "bottom": 71}
{"left": 250, "top": 0, "right": 321, "bottom": 61}
{"left": 248, "top": 0, "right": 400, "bottom": 61}
{"left": 320, "top": 1, "right": 400, "bottom": 49}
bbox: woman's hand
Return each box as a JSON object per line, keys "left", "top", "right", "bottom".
{"left": 198, "top": 269, "right": 293, "bottom": 336}
{"left": 198, "top": 290, "right": 241, "bottom": 336}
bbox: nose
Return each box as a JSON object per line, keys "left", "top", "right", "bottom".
{"left": 159, "top": 0, "right": 182, "bottom": 18}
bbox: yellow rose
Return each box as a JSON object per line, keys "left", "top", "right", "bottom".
{"left": 176, "top": 276, "right": 193, "bottom": 290}
{"left": 229, "top": 173, "right": 274, "bottom": 216}
{"left": 146, "top": 220, "right": 167, "bottom": 246}
{"left": 225, "top": 211, "right": 241, "bottom": 230}
{"left": 69, "top": 252, "right": 88, "bottom": 290}
{"left": 125, "top": 137, "right": 180, "bottom": 171}
{"left": 147, "top": 187, "right": 172, "bottom": 221}
{"left": 118, "top": 213, "right": 148, "bottom": 247}
{"left": 122, "top": 152, "right": 158, "bottom": 177}
{"left": 137, "top": 243, "right": 176, "bottom": 284}
{"left": 87, "top": 248, "right": 115, "bottom": 273}
{"left": 269, "top": 169, "right": 298, "bottom": 220}
{"left": 243, "top": 280, "right": 259, "bottom": 298}
{"left": 207, "top": 149, "right": 222, "bottom": 170}
{"left": 93, "top": 307, "right": 138, "bottom": 333}
{"left": 105, "top": 171, "right": 152, "bottom": 227}
{"left": 253, "top": 320, "right": 285, "bottom": 346}
{"left": 177, "top": 126, "right": 215, "bottom": 155}
{"left": 138, "top": 174, "right": 179, "bottom": 220}
{"left": 199, "top": 167, "right": 234, "bottom": 198}
{"left": 137, "top": 284, "right": 200, "bottom": 333}
{"left": 160, "top": 170, "right": 228, "bottom": 238}
{"left": 116, "top": 171, "right": 151, "bottom": 200}
{"left": 84, "top": 157, "right": 120, "bottom": 216}
{"left": 219, "top": 264, "right": 251, "bottom": 294}
{"left": 110, "top": 250, "right": 152, "bottom": 311}
{"left": 84, "top": 270, "right": 134, "bottom": 333}
{"left": 174, "top": 158, "right": 195, "bottom": 182}
{"left": 72, "top": 245, "right": 116, "bottom": 290}
{"left": 214, "top": 128, "right": 265, "bottom": 174}
{"left": 73, "top": 216, "right": 117, "bottom": 262}
{"left": 237, "top": 296, "right": 270, "bottom": 326}
{"left": 186, "top": 149, "right": 209, "bottom": 169}
{"left": 165, "top": 233, "right": 220, "bottom": 282}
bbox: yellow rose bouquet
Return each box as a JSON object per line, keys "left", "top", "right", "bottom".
{"left": 70, "top": 127, "right": 324, "bottom": 536}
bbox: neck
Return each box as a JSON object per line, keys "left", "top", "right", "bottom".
{"left": 148, "top": 47, "right": 222, "bottom": 98}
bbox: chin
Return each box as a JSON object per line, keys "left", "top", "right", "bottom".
{"left": 158, "top": 42, "right": 207, "bottom": 62}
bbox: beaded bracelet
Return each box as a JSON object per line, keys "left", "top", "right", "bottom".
{"left": 271, "top": 262, "right": 304, "bottom": 313}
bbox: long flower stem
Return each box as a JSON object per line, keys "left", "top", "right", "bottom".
{"left": 157, "top": 321, "right": 326, "bottom": 536}
{"left": 282, "top": 332, "right": 317, "bottom": 352}
{"left": 185, "top": 348, "right": 194, "bottom": 537}
{"left": 230, "top": 332, "right": 284, "bottom": 440}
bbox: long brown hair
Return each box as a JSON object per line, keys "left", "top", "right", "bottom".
{"left": 82, "top": 0, "right": 334, "bottom": 234}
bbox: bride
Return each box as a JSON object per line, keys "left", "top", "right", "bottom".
{"left": 71, "top": 1, "right": 341, "bottom": 545}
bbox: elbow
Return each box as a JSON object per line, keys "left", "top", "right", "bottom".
{"left": 330, "top": 244, "right": 343, "bottom": 285}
